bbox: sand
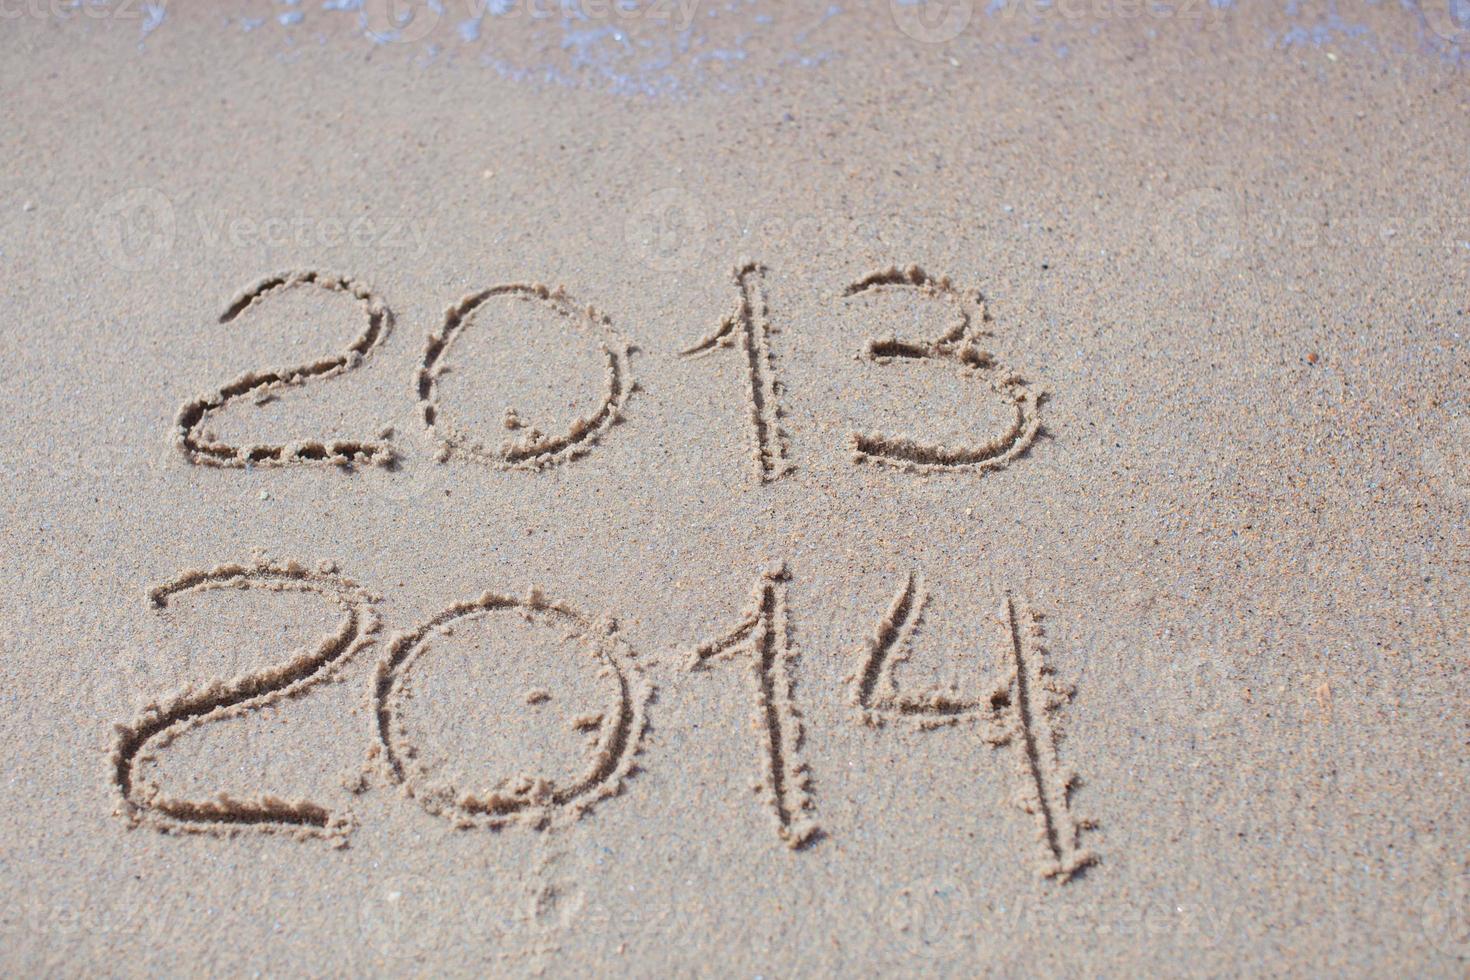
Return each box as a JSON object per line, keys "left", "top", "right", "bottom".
{"left": 0, "top": 1, "right": 1466, "bottom": 975}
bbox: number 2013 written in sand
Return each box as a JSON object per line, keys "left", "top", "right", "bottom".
{"left": 116, "top": 262, "right": 1091, "bottom": 883}
{"left": 172, "top": 263, "right": 1042, "bottom": 478}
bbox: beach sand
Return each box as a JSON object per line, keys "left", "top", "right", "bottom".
{"left": 0, "top": 2, "right": 1466, "bottom": 974}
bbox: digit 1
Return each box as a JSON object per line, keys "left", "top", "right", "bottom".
{"left": 685, "top": 564, "right": 818, "bottom": 848}
{"left": 681, "top": 262, "right": 792, "bottom": 483}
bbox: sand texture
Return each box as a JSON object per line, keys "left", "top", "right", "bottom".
{"left": 0, "top": 2, "right": 1467, "bottom": 975}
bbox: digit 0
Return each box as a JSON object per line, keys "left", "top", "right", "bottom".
{"left": 372, "top": 587, "right": 651, "bottom": 829}
{"left": 417, "top": 283, "right": 633, "bottom": 471}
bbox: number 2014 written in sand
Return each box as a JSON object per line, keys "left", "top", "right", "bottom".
{"left": 116, "top": 262, "right": 1091, "bottom": 883}
{"left": 113, "top": 560, "right": 1094, "bottom": 882}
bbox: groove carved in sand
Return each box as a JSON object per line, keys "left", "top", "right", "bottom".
{"left": 849, "top": 578, "right": 1096, "bottom": 880}
{"left": 846, "top": 571, "right": 998, "bottom": 729}
{"left": 417, "top": 283, "right": 633, "bottom": 471}
{"left": 685, "top": 565, "right": 818, "bottom": 848}
{"left": 985, "top": 595, "right": 1097, "bottom": 880}
{"left": 681, "top": 262, "right": 792, "bottom": 483}
{"left": 110, "top": 559, "right": 380, "bottom": 844}
{"left": 844, "top": 265, "right": 1043, "bottom": 474}
{"left": 175, "top": 270, "right": 395, "bottom": 468}
{"left": 372, "top": 588, "right": 651, "bottom": 830}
